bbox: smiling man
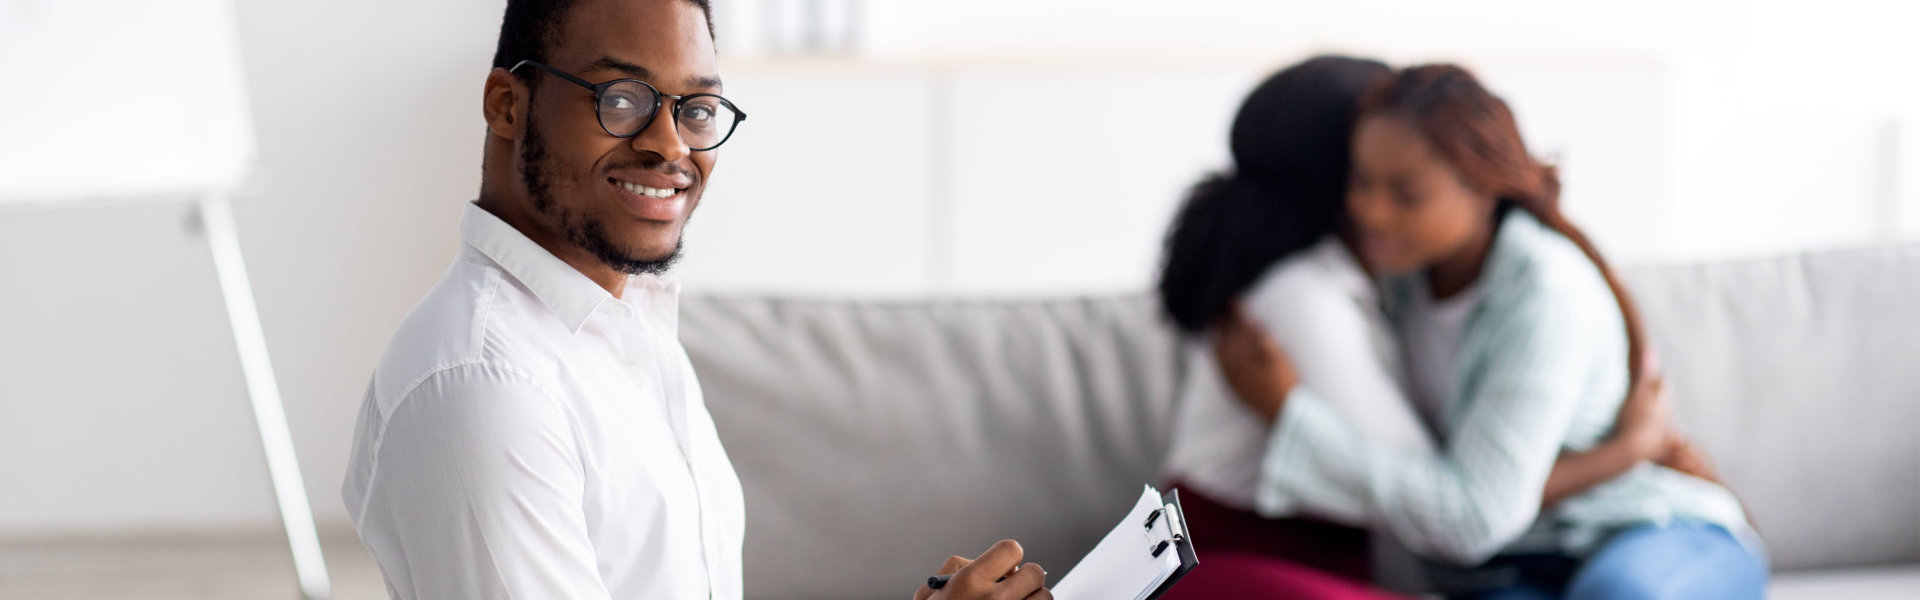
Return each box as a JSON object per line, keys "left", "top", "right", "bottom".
{"left": 340, "top": 1, "right": 1050, "bottom": 598}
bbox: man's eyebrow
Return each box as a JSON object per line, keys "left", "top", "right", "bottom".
{"left": 584, "top": 56, "right": 723, "bottom": 91}
{"left": 583, "top": 56, "right": 655, "bottom": 81}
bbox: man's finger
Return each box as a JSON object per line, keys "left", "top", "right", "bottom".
{"left": 913, "top": 555, "right": 974, "bottom": 600}
{"left": 999, "top": 562, "right": 1047, "bottom": 597}
{"left": 936, "top": 555, "right": 972, "bottom": 576}
{"left": 955, "top": 540, "right": 1025, "bottom": 588}
{"left": 1024, "top": 589, "right": 1056, "bottom": 600}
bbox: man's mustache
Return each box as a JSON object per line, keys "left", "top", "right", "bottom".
{"left": 607, "top": 158, "right": 694, "bottom": 181}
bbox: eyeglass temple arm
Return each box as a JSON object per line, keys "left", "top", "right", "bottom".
{"left": 508, "top": 60, "right": 598, "bottom": 91}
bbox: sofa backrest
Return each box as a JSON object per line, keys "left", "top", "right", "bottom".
{"left": 682, "top": 243, "right": 1920, "bottom": 598}
{"left": 1621, "top": 244, "right": 1920, "bottom": 571}
{"left": 682, "top": 296, "right": 1184, "bottom": 598}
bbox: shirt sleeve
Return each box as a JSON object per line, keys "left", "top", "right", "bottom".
{"left": 353, "top": 363, "right": 612, "bottom": 600}
{"left": 1251, "top": 266, "right": 1437, "bottom": 457}
{"left": 1253, "top": 282, "right": 1602, "bottom": 564}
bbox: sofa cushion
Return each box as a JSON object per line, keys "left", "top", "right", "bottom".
{"left": 1621, "top": 244, "right": 1920, "bottom": 570}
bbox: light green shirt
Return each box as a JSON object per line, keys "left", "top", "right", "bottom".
{"left": 1255, "top": 210, "right": 1757, "bottom": 565}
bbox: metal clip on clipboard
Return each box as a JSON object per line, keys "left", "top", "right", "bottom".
{"left": 1049, "top": 485, "right": 1199, "bottom": 600}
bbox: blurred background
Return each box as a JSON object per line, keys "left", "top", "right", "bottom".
{"left": 3, "top": 0, "right": 1918, "bottom": 597}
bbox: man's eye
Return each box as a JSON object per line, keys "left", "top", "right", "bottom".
{"left": 603, "top": 93, "right": 639, "bottom": 110}
{"left": 682, "top": 106, "right": 713, "bottom": 121}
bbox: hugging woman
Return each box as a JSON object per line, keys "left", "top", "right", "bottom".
{"left": 1155, "top": 57, "right": 1767, "bottom": 600}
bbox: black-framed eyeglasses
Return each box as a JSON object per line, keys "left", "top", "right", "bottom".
{"left": 511, "top": 59, "right": 746, "bottom": 152}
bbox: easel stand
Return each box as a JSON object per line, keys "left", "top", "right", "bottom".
{"left": 197, "top": 192, "right": 330, "bottom": 599}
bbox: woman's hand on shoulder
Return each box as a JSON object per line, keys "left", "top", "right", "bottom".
{"left": 1211, "top": 301, "right": 1300, "bottom": 424}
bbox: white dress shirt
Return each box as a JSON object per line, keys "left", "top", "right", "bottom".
{"left": 342, "top": 202, "right": 745, "bottom": 599}
{"left": 1163, "top": 236, "right": 1437, "bottom": 514}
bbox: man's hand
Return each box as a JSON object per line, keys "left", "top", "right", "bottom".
{"left": 912, "top": 539, "right": 1051, "bottom": 600}
{"left": 1211, "top": 301, "right": 1299, "bottom": 424}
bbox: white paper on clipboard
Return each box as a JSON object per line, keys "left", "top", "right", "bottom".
{"left": 1050, "top": 485, "right": 1196, "bottom": 600}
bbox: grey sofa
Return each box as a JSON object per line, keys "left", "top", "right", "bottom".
{"left": 680, "top": 243, "right": 1920, "bottom": 599}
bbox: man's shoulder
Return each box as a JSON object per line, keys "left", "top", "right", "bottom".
{"left": 365, "top": 251, "right": 569, "bottom": 419}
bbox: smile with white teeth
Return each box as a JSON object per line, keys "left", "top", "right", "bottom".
{"left": 617, "top": 180, "right": 680, "bottom": 199}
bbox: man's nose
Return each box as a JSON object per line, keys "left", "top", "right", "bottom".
{"left": 631, "top": 106, "right": 690, "bottom": 163}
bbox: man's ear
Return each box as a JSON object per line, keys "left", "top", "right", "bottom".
{"left": 483, "top": 67, "right": 526, "bottom": 141}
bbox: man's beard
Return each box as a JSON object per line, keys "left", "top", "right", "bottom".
{"left": 520, "top": 108, "right": 683, "bottom": 276}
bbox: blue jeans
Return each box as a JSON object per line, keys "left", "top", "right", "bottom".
{"left": 1462, "top": 521, "right": 1768, "bottom": 600}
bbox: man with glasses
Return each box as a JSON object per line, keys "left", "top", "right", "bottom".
{"left": 340, "top": 0, "right": 1052, "bottom": 598}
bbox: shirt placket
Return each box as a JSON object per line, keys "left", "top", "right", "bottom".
{"left": 615, "top": 298, "right": 718, "bottom": 599}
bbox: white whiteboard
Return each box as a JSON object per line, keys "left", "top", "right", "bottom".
{"left": 0, "top": 0, "right": 254, "bottom": 206}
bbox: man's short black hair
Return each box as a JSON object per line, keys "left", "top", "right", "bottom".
{"left": 490, "top": 0, "right": 714, "bottom": 76}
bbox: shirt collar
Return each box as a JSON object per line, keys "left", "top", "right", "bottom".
{"left": 460, "top": 202, "right": 681, "bottom": 334}
{"left": 1480, "top": 207, "right": 1551, "bottom": 291}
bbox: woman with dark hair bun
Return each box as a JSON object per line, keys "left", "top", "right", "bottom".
{"left": 1158, "top": 55, "right": 1430, "bottom": 599}
{"left": 1209, "top": 64, "right": 1768, "bottom": 599}
{"left": 1160, "top": 55, "right": 1686, "bottom": 599}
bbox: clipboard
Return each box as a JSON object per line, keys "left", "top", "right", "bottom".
{"left": 1050, "top": 485, "right": 1199, "bottom": 600}
{"left": 1150, "top": 488, "right": 1199, "bottom": 598}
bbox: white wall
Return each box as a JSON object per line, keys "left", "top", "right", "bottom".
{"left": 0, "top": 0, "right": 497, "bottom": 536}
{"left": 3, "top": 0, "right": 1918, "bottom": 537}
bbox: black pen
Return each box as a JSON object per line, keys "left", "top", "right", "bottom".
{"left": 926, "top": 569, "right": 1017, "bottom": 590}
